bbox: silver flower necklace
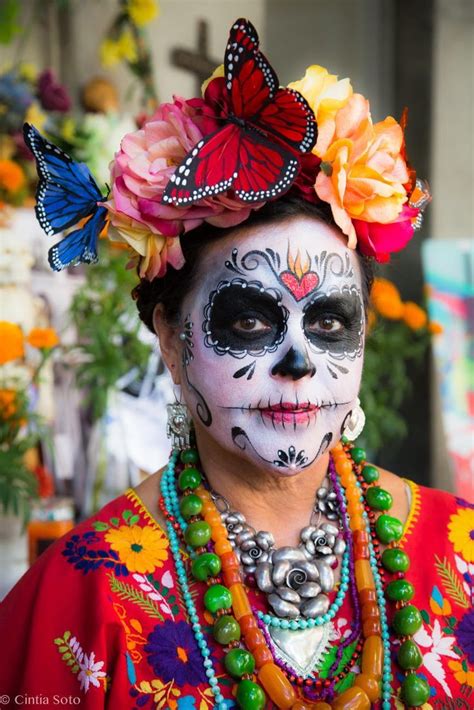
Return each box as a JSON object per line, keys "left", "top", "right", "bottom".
{"left": 205, "top": 474, "right": 347, "bottom": 620}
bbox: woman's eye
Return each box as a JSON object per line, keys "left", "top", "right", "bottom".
{"left": 307, "top": 317, "right": 343, "bottom": 334}
{"left": 232, "top": 317, "right": 271, "bottom": 333}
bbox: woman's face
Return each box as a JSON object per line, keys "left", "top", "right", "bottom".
{"left": 177, "top": 215, "right": 365, "bottom": 475}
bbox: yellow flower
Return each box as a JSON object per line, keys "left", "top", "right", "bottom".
{"left": 448, "top": 660, "right": 474, "bottom": 687}
{"left": 116, "top": 29, "right": 138, "bottom": 64}
{"left": 105, "top": 524, "right": 168, "bottom": 573}
{"left": 0, "top": 135, "right": 15, "bottom": 160}
{"left": 289, "top": 65, "right": 353, "bottom": 156}
{"left": 60, "top": 117, "right": 77, "bottom": 144}
{"left": 26, "top": 327, "right": 59, "bottom": 350}
{"left": 448, "top": 509, "right": 474, "bottom": 562}
{"left": 0, "top": 160, "right": 25, "bottom": 194}
{"left": 370, "top": 277, "right": 404, "bottom": 320}
{"left": 0, "top": 321, "right": 24, "bottom": 364}
{"left": 402, "top": 301, "right": 427, "bottom": 330}
{"left": 127, "top": 0, "right": 159, "bottom": 27}
{"left": 25, "top": 101, "right": 47, "bottom": 132}
{"left": 18, "top": 62, "right": 38, "bottom": 82}
{"left": 100, "top": 38, "right": 121, "bottom": 67}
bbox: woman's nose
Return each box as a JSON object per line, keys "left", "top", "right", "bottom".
{"left": 271, "top": 346, "right": 316, "bottom": 381}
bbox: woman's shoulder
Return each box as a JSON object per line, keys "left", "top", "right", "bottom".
{"left": 0, "top": 484, "right": 176, "bottom": 698}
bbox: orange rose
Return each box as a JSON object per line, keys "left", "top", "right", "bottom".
{"left": 0, "top": 321, "right": 24, "bottom": 364}
{"left": 0, "top": 159, "right": 25, "bottom": 194}
{"left": 315, "top": 94, "right": 409, "bottom": 247}
{"left": 370, "top": 278, "right": 404, "bottom": 320}
{"left": 403, "top": 302, "right": 427, "bottom": 330}
{"left": 26, "top": 328, "right": 60, "bottom": 349}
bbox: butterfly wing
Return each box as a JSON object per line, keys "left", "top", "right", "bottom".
{"left": 232, "top": 131, "right": 298, "bottom": 202}
{"left": 48, "top": 206, "right": 107, "bottom": 271}
{"left": 163, "top": 123, "right": 240, "bottom": 205}
{"left": 23, "top": 123, "right": 104, "bottom": 236}
{"left": 225, "top": 18, "right": 278, "bottom": 117}
{"left": 225, "top": 19, "right": 316, "bottom": 153}
{"left": 255, "top": 88, "right": 317, "bottom": 154}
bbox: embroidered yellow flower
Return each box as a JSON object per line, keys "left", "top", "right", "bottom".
{"left": 105, "top": 524, "right": 168, "bottom": 573}
{"left": 448, "top": 660, "right": 474, "bottom": 687}
{"left": 448, "top": 509, "right": 474, "bottom": 562}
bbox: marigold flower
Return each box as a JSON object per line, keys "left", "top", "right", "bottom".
{"left": 0, "top": 389, "right": 17, "bottom": 419}
{"left": 428, "top": 321, "right": 443, "bottom": 335}
{"left": 402, "top": 301, "right": 427, "bottom": 330}
{"left": 127, "top": 0, "right": 159, "bottom": 27}
{"left": 0, "top": 159, "right": 26, "bottom": 194}
{"left": 26, "top": 327, "right": 59, "bottom": 350}
{"left": 370, "top": 278, "right": 404, "bottom": 320}
{"left": 288, "top": 64, "right": 353, "bottom": 156}
{"left": 0, "top": 321, "right": 24, "bottom": 364}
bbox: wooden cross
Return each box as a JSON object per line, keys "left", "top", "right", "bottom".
{"left": 170, "top": 19, "right": 221, "bottom": 95}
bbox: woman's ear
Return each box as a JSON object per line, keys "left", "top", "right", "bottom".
{"left": 153, "top": 304, "right": 181, "bottom": 385}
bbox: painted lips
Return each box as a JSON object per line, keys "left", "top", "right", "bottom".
{"left": 259, "top": 402, "right": 319, "bottom": 425}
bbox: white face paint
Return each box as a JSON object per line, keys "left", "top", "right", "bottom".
{"left": 178, "top": 216, "right": 365, "bottom": 475}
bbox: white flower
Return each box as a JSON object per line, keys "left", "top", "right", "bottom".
{"left": 77, "top": 651, "right": 106, "bottom": 693}
{"left": 414, "top": 619, "right": 457, "bottom": 697}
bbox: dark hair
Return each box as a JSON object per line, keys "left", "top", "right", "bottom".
{"left": 132, "top": 196, "right": 375, "bottom": 332}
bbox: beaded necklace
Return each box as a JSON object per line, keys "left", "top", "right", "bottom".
{"left": 159, "top": 440, "right": 430, "bottom": 709}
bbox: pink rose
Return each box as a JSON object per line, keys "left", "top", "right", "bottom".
{"left": 105, "top": 96, "right": 260, "bottom": 277}
{"left": 353, "top": 205, "right": 419, "bottom": 262}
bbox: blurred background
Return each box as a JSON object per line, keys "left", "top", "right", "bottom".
{"left": 0, "top": 0, "right": 472, "bottom": 597}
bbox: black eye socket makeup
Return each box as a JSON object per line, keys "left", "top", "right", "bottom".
{"left": 203, "top": 279, "right": 288, "bottom": 357}
{"left": 302, "top": 289, "right": 363, "bottom": 355}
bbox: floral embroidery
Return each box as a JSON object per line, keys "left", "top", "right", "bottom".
{"left": 144, "top": 619, "right": 209, "bottom": 687}
{"left": 53, "top": 630, "right": 107, "bottom": 693}
{"left": 456, "top": 610, "right": 474, "bottom": 664}
{"left": 132, "top": 572, "right": 179, "bottom": 619}
{"left": 78, "top": 651, "right": 107, "bottom": 692}
{"left": 62, "top": 531, "right": 128, "bottom": 576}
{"left": 105, "top": 524, "right": 169, "bottom": 574}
{"left": 448, "top": 509, "right": 474, "bottom": 562}
{"left": 414, "top": 618, "right": 458, "bottom": 697}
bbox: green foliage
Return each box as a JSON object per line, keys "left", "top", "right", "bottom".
{"left": 0, "top": 443, "right": 38, "bottom": 526}
{"left": 68, "top": 245, "right": 150, "bottom": 421}
{"left": 359, "top": 319, "right": 430, "bottom": 454}
{"left": 0, "top": 0, "right": 21, "bottom": 44}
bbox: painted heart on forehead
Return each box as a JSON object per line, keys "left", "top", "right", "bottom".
{"left": 279, "top": 249, "right": 319, "bottom": 301}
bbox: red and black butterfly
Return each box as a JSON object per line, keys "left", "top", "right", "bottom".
{"left": 163, "top": 18, "right": 317, "bottom": 207}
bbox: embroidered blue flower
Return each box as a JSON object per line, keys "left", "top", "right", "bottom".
{"left": 144, "top": 620, "right": 208, "bottom": 687}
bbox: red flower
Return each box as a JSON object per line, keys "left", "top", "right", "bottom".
{"left": 37, "top": 70, "right": 71, "bottom": 113}
{"left": 353, "top": 205, "right": 419, "bottom": 263}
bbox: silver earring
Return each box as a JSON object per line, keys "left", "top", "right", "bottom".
{"left": 343, "top": 398, "right": 366, "bottom": 441}
{"left": 166, "top": 386, "right": 193, "bottom": 450}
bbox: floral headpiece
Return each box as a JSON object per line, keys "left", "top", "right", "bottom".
{"left": 24, "top": 18, "right": 430, "bottom": 282}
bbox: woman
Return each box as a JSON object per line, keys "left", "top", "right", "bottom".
{"left": 1, "top": 17, "right": 472, "bottom": 710}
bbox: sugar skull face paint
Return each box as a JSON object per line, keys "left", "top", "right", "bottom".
{"left": 178, "top": 216, "right": 365, "bottom": 475}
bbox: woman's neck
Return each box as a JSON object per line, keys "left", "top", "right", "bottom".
{"left": 194, "top": 428, "right": 331, "bottom": 548}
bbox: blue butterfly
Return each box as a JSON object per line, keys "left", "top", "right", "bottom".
{"left": 23, "top": 123, "right": 108, "bottom": 271}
